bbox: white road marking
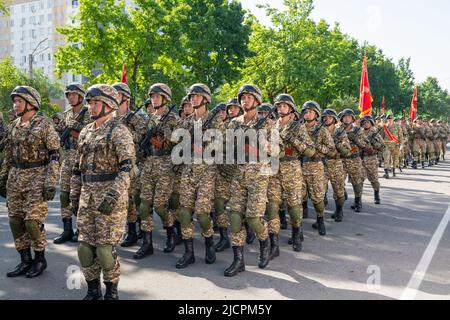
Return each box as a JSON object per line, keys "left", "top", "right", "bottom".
{"left": 400, "top": 203, "right": 450, "bottom": 300}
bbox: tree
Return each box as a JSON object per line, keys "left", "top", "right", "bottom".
{"left": 0, "top": 0, "right": 9, "bottom": 15}
{"left": 417, "top": 77, "right": 450, "bottom": 121}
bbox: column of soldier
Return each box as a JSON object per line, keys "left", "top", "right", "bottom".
{"left": 0, "top": 82, "right": 448, "bottom": 300}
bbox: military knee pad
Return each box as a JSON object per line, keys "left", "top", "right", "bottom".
{"left": 214, "top": 198, "right": 226, "bottom": 215}
{"left": 9, "top": 217, "right": 24, "bottom": 240}
{"left": 230, "top": 211, "right": 243, "bottom": 234}
{"left": 288, "top": 205, "right": 301, "bottom": 224}
{"left": 246, "top": 217, "right": 265, "bottom": 235}
{"left": 266, "top": 201, "right": 280, "bottom": 220}
{"left": 78, "top": 242, "right": 96, "bottom": 268}
{"left": 168, "top": 192, "right": 180, "bottom": 211}
{"left": 154, "top": 205, "right": 170, "bottom": 222}
{"left": 372, "top": 181, "right": 380, "bottom": 192}
{"left": 139, "top": 199, "right": 152, "bottom": 220}
{"left": 354, "top": 183, "right": 363, "bottom": 196}
{"left": 24, "top": 220, "right": 41, "bottom": 241}
{"left": 313, "top": 202, "right": 325, "bottom": 215}
{"left": 178, "top": 207, "right": 193, "bottom": 228}
{"left": 96, "top": 245, "right": 116, "bottom": 271}
{"left": 197, "top": 213, "right": 212, "bottom": 231}
{"left": 60, "top": 191, "right": 70, "bottom": 209}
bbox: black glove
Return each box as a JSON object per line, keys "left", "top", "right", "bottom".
{"left": 43, "top": 185, "right": 56, "bottom": 201}
{"left": 0, "top": 176, "right": 7, "bottom": 198}
{"left": 98, "top": 190, "right": 120, "bottom": 215}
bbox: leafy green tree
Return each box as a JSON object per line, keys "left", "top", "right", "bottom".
{"left": 417, "top": 77, "right": 450, "bottom": 121}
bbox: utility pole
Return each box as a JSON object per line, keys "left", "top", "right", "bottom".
{"left": 29, "top": 37, "right": 48, "bottom": 80}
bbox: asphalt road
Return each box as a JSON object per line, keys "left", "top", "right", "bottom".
{"left": 1, "top": 145, "right": 449, "bottom": 300}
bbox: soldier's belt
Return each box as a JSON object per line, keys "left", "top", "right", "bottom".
{"left": 302, "top": 157, "right": 323, "bottom": 163}
{"left": 12, "top": 159, "right": 49, "bottom": 169}
{"left": 81, "top": 173, "right": 118, "bottom": 183}
{"left": 343, "top": 153, "right": 361, "bottom": 160}
{"left": 280, "top": 156, "right": 299, "bottom": 162}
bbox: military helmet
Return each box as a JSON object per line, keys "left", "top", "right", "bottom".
{"left": 301, "top": 101, "right": 321, "bottom": 118}
{"left": 214, "top": 102, "right": 227, "bottom": 112}
{"left": 85, "top": 84, "right": 119, "bottom": 110}
{"left": 187, "top": 83, "right": 212, "bottom": 104}
{"left": 226, "top": 97, "right": 243, "bottom": 116}
{"left": 430, "top": 119, "right": 436, "bottom": 123}
{"left": 237, "top": 84, "right": 262, "bottom": 106}
{"left": 257, "top": 103, "right": 273, "bottom": 113}
{"left": 11, "top": 86, "right": 41, "bottom": 109}
{"left": 65, "top": 83, "right": 86, "bottom": 99}
{"left": 360, "top": 115, "right": 375, "bottom": 126}
{"left": 321, "top": 108, "right": 339, "bottom": 123}
{"left": 112, "top": 82, "right": 132, "bottom": 100}
{"left": 339, "top": 108, "right": 356, "bottom": 122}
{"left": 148, "top": 83, "right": 172, "bottom": 102}
{"left": 274, "top": 94, "right": 296, "bottom": 111}
{"left": 180, "top": 95, "right": 191, "bottom": 108}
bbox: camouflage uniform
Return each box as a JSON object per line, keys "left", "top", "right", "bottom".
{"left": 382, "top": 121, "right": 403, "bottom": 175}
{"left": 1, "top": 86, "right": 60, "bottom": 278}
{"left": 438, "top": 122, "right": 448, "bottom": 160}
{"left": 424, "top": 122, "right": 435, "bottom": 166}
{"left": 71, "top": 84, "right": 135, "bottom": 300}
{"left": 410, "top": 120, "right": 427, "bottom": 168}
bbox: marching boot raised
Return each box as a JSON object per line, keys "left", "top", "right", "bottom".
{"left": 224, "top": 246, "right": 245, "bottom": 277}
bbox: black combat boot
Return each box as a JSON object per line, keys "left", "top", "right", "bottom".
{"left": 176, "top": 239, "right": 195, "bottom": 269}
{"left": 268, "top": 233, "right": 280, "bottom": 261}
{"left": 211, "top": 212, "right": 219, "bottom": 232}
{"left": 137, "top": 217, "right": 143, "bottom": 239}
{"left": 316, "top": 217, "right": 326, "bottom": 236}
{"left": 398, "top": 166, "right": 403, "bottom": 173}
{"left": 354, "top": 197, "right": 362, "bottom": 213}
{"left": 302, "top": 201, "right": 309, "bottom": 219}
{"left": 412, "top": 161, "right": 418, "bottom": 169}
{"left": 26, "top": 250, "right": 47, "bottom": 278}
{"left": 292, "top": 227, "right": 302, "bottom": 252}
{"left": 133, "top": 231, "right": 153, "bottom": 259}
{"left": 174, "top": 221, "right": 182, "bottom": 246}
{"left": 163, "top": 226, "right": 176, "bottom": 253}
{"left": 428, "top": 159, "right": 433, "bottom": 167}
{"left": 436, "top": 157, "right": 439, "bottom": 164}
{"left": 422, "top": 161, "right": 425, "bottom": 169}
{"left": 383, "top": 169, "right": 390, "bottom": 179}
{"left": 70, "top": 229, "right": 79, "bottom": 243}
{"left": 378, "top": 160, "right": 383, "bottom": 168}
{"left": 244, "top": 222, "right": 255, "bottom": 245}
{"left": 344, "top": 190, "right": 348, "bottom": 201}
{"left": 104, "top": 282, "right": 119, "bottom": 300}
{"left": 224, "top": 246, "right": 245, "bottom": 277}
{"left": 374, "top": 190, "right": 381, "bottom": 205}
{"left": 323, "top": 195, "right": 328, "bottom": 207}
{"left": 83, "top": 279, "right": 103, "bottom": 300}
{"left": 53, "top": 218, "right": 74, "bottom": 244}
{"left": 7, "top": 248, "right": 33, "bottom": 277}
{"left": 120, "top": 222, "right": 138, "bottom": 247}
{"left": 334, "top": 201, "right": 344, "bottom": 222}
{"left": 215, "top": 227, "right": 231, "bottom": 252}
{"left": 205, "top": 236, "right": 216, "bottom": 264}
{"left": 289, "top": 225, "right": 305, "bottom": 245}
{"left": 258, "top": 238, "right": 270, "bottom": 269}
{"left": 279, "top": 208, "right": 288, "bottom": 230}
{"left": 392, "top": 168, "right": 396, "bottom": 177}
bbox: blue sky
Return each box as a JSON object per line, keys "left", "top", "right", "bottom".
{"left": 241, "top": 0, "right": 450, "bottom": 91}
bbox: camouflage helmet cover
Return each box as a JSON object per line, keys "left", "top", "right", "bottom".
{"left": 85, "top": 84, "right": 119, "bottom": 110}
{"left": 148, "top": 83, "right": 172, "bottom": 102}
{"left": 11, "top": 86, "right": 41, "bottom": 109}
{"left": 237, "top": 84, "right": 262, "bottom": 106}
{"left": 187, "top": 83, "right": 212, "bottom": 104}
{"left": 301, "top": 101, "right": 322, "bottom": 118}
{"left": 112, "top": 82, "right": 132, "bottom": 99}
{"left": 65, "top": 83, "right": 86, "bottom": 99}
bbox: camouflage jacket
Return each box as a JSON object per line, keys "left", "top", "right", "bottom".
{"left": 0, "top": 114, "right": 60, "bottom": 186}
{"left": 424, "top": 125, "right": 434, "bottom": 140}
{"left": 56, "top": 105, "right": 92, "bottom": 150}
{"left": 306, "top": 123, "right": 335, "bottom": 159}
{"left": 116, "top": 109, "right": 148, "bottom": 145}
{"left": 363, "top": 126, "right": 385, "bottom": 155}
{"left": 276, "top": 119, "right": 315, "bottom": 158}
{"left": 329, "top": 125, "right": 352, "bottom": 158}
{"left": 70, "top": 117, "right": 135, "bottom": 199}
{"left": 438, "top": 125, "right": 448, "bottom": 140}
{"left": 410, "top": 125, "right": 426, "bottom": 140}
{"left": 344, "top": 124, "right": 368, "bottom": 155}
{"left": 143, "top": 108, "right": 179, "bottom": 152}
{"left": 382, "top": 123, "right": 403, "bottom": 145}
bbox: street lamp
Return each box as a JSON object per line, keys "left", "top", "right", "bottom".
{"left": 28, "top": 37, "right": 48, "bottom": 80}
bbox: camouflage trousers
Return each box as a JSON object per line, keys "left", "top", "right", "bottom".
{"left": 434, "top": 141, "right": 441, "bottom": 158}
{"left": 383, "top": 144, "right": 400, "bottom": 169}
{"left": 214, "top": 169, "right": 232, "bottom": 228}
{"left": 412, "top": 139, "right": 427, "bottom": 162}
{"left": 60, "top": 149, "right": 77, "bottom": 219}
{"left": 441, "top": 140, "right": 448, "bottom": 157}
{"left": 139, "top": 156, "right": 174, "bottom": 232}
{"left": 229, "top": 164, "right": 269, "bottom": 246}
{"left": 342, "top": 156, "right": 364, "bottom": 197}
{"left": 7, "top": 167, "right": 48, "bottom": 251}
{"left": 323, "top": 158, "right": 346, "bottom": 201}
{"left": 362, "top": 155, "right": 380, "bottom": 192}
{"left": 81, "top": 255, "right": 120, "bottom": 284}
{"left": 179, "top": 164, "right": 216, "bottom": 240}
{"left": 267, "top": 160, "right": 303, "bottom": 233}
{"left": 426, "top": 140, "right": 435, "bottom": 159}
{"left": 126, "top": 165, "right": 140, "bottom": 224}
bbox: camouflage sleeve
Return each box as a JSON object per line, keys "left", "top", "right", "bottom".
{"left": 43, "top": 119, "right": 61, "bottom": 187}
{"left": 355, "top": 127, "right": 368, "bottom": 149}
{"left": 109, "top": 124, "right": 135, "bottom": 194}
{"left": 315, "top": 127, "right": 334, "bottom": 156}
{"left": 131, "top": 113, "right": 148, "bottom": 143}
{"left": 161, "top": 112, "right": 179, "bottom": 143}
{"left": 336, "top": 133, "right": 352, "bottom": 157}
{"left": 397, "top": 126, "right": 404, "bottom": 144}
{"left": 55, "top": 112, "right": 67, "bottom": 133}
{"left": 0, "top": 124, "right": 13, "bottom": 179}
{"left": 370, "top": 131, "right": 386, "bottom": 152}
{"left": 290, "top": 124, "right": 315, "bottom": 156}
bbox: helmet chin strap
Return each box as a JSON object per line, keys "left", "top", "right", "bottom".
{"left": 193, "top": 98, "right": 207, "bottom": 110}
{"left": 90, "top": 103, "right": 114, "bottom": 120}
{"left": 17, "top": 102, "right": 34, "bottom": 117}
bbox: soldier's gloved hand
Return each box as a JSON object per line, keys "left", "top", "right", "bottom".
{"left": 0, "top": 176, "right": 7, "bottom": 198}
{"left": 43, "top": 185, "right": 56, "bottom": 201}
{"left": 150, "top": 137, "right": 163, "bottom": 149}
{"left": 98, "top": 190, "right": 120, "bottom": 215}
{"left": 67, "top": 119, "right": 83, "bottom": 131}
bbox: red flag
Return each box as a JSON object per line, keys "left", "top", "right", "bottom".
{"left": 121, "top": 63, "right": 127, "bottom": 84}
{"left": 359, "top": 53, "right": 373, "bottom": 117}
{"left": 409, "top": 86, "right": 418, "bottom": 120}
{"left": 381, "top": 96, "right": 385, "bottom": 115}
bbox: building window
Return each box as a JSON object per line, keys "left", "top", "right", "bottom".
{"left": 11, "top": 44, "right": 14, "bottom": 51}
{"left": 48, "top": 13, "right": 53, "bottom": 21}
{"left": 30, "top": 16, "right": 36, "bottom": 25}
{"left": 39, "top": 15, "right": 44, "bottom": 23}
{"left": 48, "top": 27, "right": 52, "bottom": 35}
{"left": 48, "top": 0, "right": 52, "bottom": 8}
{"left": 23, "top": 56, "right": 27, "bottom": 63}
{"left": 21, "top": 17, "right": 26, "bottom": 27}
{"left": 21, "top": 5, "right": 26, "bottom": 13}
{"left": 30, "top": 4, "right": 36, "bottom": 13}
{"left": 48, "top": 53, "right": 51, "bottom": 61}
{"left": 39, "top": 1, "right": 44, "bottom": 10}
{"left": 21, "top": 30, "right": 26, "bottom": 40}
{"left": 10, "top": 19, "right": 14, "bottom": 27}
{"left": 72, "top": 0, "right": 79, "bottom": 8}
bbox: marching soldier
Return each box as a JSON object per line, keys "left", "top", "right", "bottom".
{"left": 410, "top": 117, "right": 427, "bottom": 169}
{"left": 70, "top": 84, "right": 135, "bottom": 300}
{"left": 339, "top": 109, "right": 367, "bottom": 213}
{"left": 322, "top": 109, "right": 351, "bottom": 223}
{"left": 381, "top": 114, "right": 403, "bottom": 178}
{"left": 437, "top": 120, "right": 448, "bottom": 161}
{"left": 174, "top": 83, "right": 222, "bottom": 269}
{"left": 423, "top": 119, "right": 435, "bottom": 166}
{"left": 361, "top": 116, "right": 385, "bottom": 204}
{"left": 268, "top": 94, "right": 315, "bottom": 255}
{"left": 112, "top": 82, "right": 147, "bottom": 247}
{"left": 430, "top": 119, "right": 441, "bottom": 164}
{"left": 135, "top": 83, "right": 179, "bottom": 259}
{"left": 54, "top": 83, "right": 91, "bottom": 244}
{"left": 1, "top": 86, "right": 60, "bottom": 278}
{"left": 224, "top": 84, "right": 273, "bottom": 277}
{"left": 301, "top": 101, "right": 335, "bottom": 235}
